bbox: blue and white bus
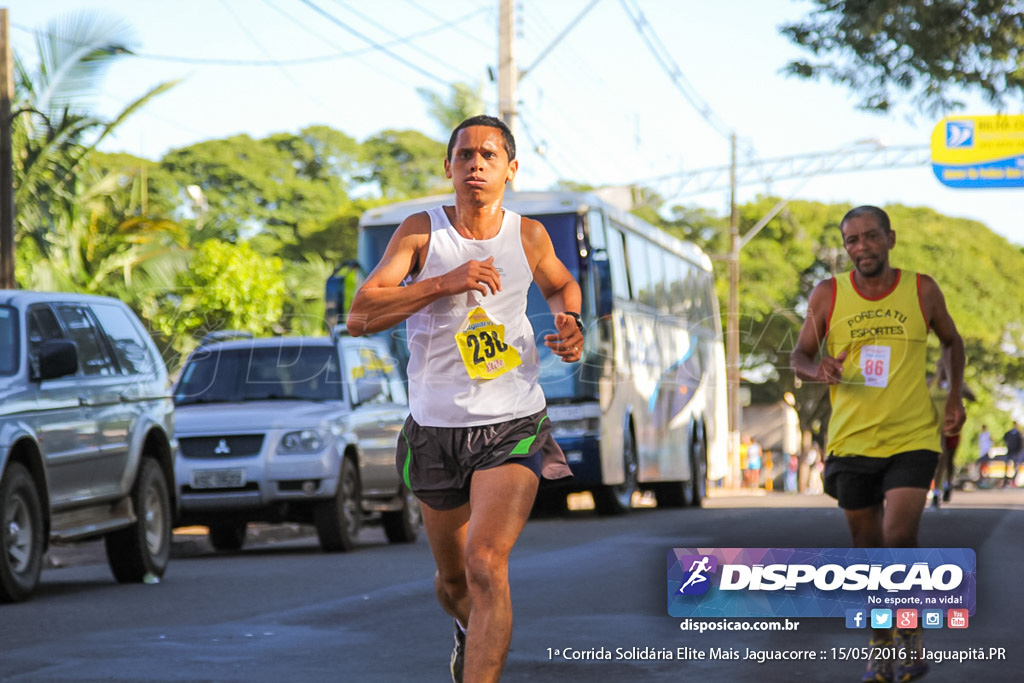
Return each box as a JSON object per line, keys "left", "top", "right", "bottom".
{"left": 331, "top": 191, "right": 728, "bottom": 513}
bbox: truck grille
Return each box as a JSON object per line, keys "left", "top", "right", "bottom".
{"left": 179, "top": 435, "right": 265, "bottom": 458}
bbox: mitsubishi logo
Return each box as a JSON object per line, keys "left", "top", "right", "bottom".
{"left": 213, "top": 439, "right": 231, "bottom": 455}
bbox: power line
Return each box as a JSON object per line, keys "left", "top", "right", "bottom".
{"left": 297, "top": 0, "right": 451, "bottom": 87}
{"left": 217, "top": 0, "right": 334, "bottom": 114}
{"left": 260, "top": 0, "right": 349, "bottom": 52}
{"left": 11, "top": 7, "right": 488, "bottom": 68}
{"left": 617, "top": 0, "right": 734, "bottom": 141}
{"left": 404, "top": 0, "right": 492, "bottom": 50}
{"left": 326, "top": 0, "right": 475, "bottom": 83}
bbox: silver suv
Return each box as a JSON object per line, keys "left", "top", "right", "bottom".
{"left": 0, "top": 291, "right": 176, "bottom": 602}
{"left": 172, "top": 332, "right": 419, "bottom": 552}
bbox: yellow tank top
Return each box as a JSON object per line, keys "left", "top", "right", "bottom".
{"left": 825, "top": 270, "right": 940, "bottom": 457}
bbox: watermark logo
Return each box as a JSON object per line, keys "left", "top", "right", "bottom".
{"left": 676, "top": 555, "right": 717, "bottom": 596}
{"left": 668, "top": 548, "right": 976, "bottom": 619}
{"left": 845, "top": 609, "right": 866, "bottom": 629}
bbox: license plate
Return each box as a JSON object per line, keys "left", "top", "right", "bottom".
{"left": 191, "top": 469, "right": 246, "bottom": 489}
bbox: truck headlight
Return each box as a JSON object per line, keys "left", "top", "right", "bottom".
{"left": 279, "top": 430, "right": 327, "bottom": 454}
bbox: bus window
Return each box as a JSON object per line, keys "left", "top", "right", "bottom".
{"left": 646, "top": 243, "right": 668, "bottom": 314}
{"left": 626, "top": 232, "right": 652, "bottom": 308}
{"left": 665, "top": 255, "right": 686, "bottom": 319}
{"left": 588, "top": 210, "right": 607, "bottom": 251}
{"left": 605, "top": 224, "right": 631, "bottom": 301}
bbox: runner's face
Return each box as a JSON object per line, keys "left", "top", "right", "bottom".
{"left": 841, "top": 215, "right": 894, "bottom": 278}
{"left": 445, "top": 126, "right": 517, "bottom": 199}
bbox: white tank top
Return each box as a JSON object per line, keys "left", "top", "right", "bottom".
{"left": 405, "top": 206, "right": 546, "bottom": 427}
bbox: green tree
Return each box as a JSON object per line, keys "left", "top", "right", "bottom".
{"left": 12, "top": 11, "right": 178, "bottom": 291}
{"left": 148, "top": 240, "right": 286, "bottom": 358}
{"left": 159, "top": 127, "right": 358, "bottom": 257}
{"left": 360, "top": 129, "right": 449, "bottom": 200}
{"left": 781, "top": 0, "right": 1024, "bottom": 114}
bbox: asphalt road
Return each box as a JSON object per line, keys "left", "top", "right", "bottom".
{"left": 2, "top": 487, "right": 1022, "bottom": 682}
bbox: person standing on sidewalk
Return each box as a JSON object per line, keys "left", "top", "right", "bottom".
{"left": 1002, "top": 422, "right": 1022, "bottom": 487}
{"left": 977, "top": 425, "right": 992, "bottom": 462}
{"left": 791, "top": 205, "right": 965, "bottom": 682}
{"left": 347, "top": 115, "right": 581, "bottom": 683}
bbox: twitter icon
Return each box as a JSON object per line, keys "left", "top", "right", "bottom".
{"left": 870, "top": 609, "right": 893, "bottom": 629}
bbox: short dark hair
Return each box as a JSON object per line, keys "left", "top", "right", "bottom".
{"left": 841, "top": 205, "right": 891, "bottom": 233}
{"left": 446, "top": 115, "right": 516, "bottom": 161}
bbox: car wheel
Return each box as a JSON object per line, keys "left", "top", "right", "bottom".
{"left": 208, "top": 521, "right": 247, "bottom": 552}
{"left": 105, "top": 458, "right": 172, "bottom": 583}
{"left": 594, "top": 427, "right": 638, "bottom": 516}
{"left": 314, "top": 457, "right": 360, "bottom": 552}
{"left": 0, "top": 463, "right": 44, "bottom": 603}
{"left": 383, "top": 487, "right": 421, "bottom": 544}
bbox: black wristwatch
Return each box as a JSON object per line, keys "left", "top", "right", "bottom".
{"left": 565, "top": 311, "right": 584, "bottom": 333}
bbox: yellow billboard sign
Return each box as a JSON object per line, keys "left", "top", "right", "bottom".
{"left": 930, "top": 114, "right": 1024, "bottom": 188}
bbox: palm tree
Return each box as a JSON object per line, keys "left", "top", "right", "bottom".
{"left": 12, "top": 10, "right": 180, "bottom": 291}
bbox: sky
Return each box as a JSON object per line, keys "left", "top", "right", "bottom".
{"left": 8, "top": 0, "right": 1024, "bottom": 245}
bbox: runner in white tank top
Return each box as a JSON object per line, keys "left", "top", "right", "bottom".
{"left": 347, "top": 116, "right": 583, "bottom": 683}
{"left": 405, "top": 205, "right": 545, "bottom": 427}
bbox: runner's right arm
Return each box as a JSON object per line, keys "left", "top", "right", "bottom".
{"left": 791, "top": 279, "right": 847, "bottom": 384}
{"left": 347, "top": 212, "right": 502, "bottom": 336}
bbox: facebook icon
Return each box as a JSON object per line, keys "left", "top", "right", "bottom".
{"left": 846, "top": 609, "right": 867, "bottom": 629}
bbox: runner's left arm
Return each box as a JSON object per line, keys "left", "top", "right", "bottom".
{"left": 921, "top": 274, "right": 965, "bottom": 435}
{"left": 522, "top": 217, "right": 583, "bottom": 362}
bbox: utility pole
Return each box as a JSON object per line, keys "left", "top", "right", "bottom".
{"left": 0, "top": 8, "right": 15, "bottom": 290}
{"left": 498, "top": 0, "right": 518, "bottom": 189}
{"left": 726, "top": 133, "right": 740, "bottom": 489}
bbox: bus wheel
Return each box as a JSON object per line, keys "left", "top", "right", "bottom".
{"left": 594, "top": 428, "right": 638, "bottom": 516}
{"left": 652, "top": 480, "right": 689, "bottom": 508}
{"left": 689, "top": 424, "right": 708, "bottom": 507}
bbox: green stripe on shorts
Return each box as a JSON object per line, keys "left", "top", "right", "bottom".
{"left": 510, "top": 415, "right": 549, "bottom": 455}
{"left": 401, "top": 428, "right": 412, "bottom": 490}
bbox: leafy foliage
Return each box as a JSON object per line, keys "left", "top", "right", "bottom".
{"left": 781, "top": 0, "right": 1024, "bottom": 114}
{"left": 159, "top": 127, "right": 359, "bottom": 258}
{"left": 148, "top": 240, "right": 286, "bottom": 358}
{"left": 359, "top": 129, "right": 449, "bottom": 200}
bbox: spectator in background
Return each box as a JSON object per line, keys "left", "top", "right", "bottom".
{"left": 804, "top": 443, "right": 824, "bottom": 495}
{"left": 1003, "top": 421, "right": 1022, "bottom": 488}
{"left": 762, "top": 449, "right": 775, "bottom": 492}
{"left": 745, "top": 438, "right": 763, "bottom": 489}
{"left": 978, "top": 425, "right": 992, "bottom": 462}
{"left": 785, "top": 453, "right": 799, "bottom": 493}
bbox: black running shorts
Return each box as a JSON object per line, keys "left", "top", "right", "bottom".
{"left": 396, "top": 408, "right": 570, "bottom": 511}
{"left": 823, "top": 450, "right": 939, "bottom": 510}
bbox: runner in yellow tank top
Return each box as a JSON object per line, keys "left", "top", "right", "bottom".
{"left": 826, "top": 268, "right": 940, "bottom": 458}
{"left": 792, "top": 206, "right": 964, "bottom": 683}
